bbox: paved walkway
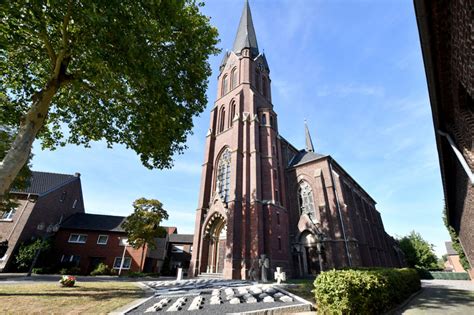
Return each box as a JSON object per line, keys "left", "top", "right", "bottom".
{"left": 397, "top": 280, "right": 474, "bottom": 314}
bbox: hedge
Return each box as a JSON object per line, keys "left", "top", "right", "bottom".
{"left": 417, "top": 269, "right": 471, "bottom": 280}
{"left": 314, "top": 268, "right": 421, "bottom": 314}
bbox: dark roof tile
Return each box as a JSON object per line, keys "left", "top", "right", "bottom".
{"left": 10, "top": 171, "right": 79, "bottom": 196}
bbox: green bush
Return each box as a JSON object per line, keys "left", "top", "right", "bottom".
{"left": 314, "top": 268, "right": 420, "bottom": 314}
{"left": 90, "top": 263, "right": 113, "bottom": 276}
{"left": 59, "top": 266, "right": 81, "bottom": 275}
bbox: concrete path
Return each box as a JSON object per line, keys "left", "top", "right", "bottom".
{"left": 397, "top": 280, "right": 474, "bottom": 314}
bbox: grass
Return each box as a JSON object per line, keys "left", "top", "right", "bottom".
{"left": 285, "top": 278, "right": 316, "bottom": 304}
{"left": 0, "top": 281, "right": 145, "bottom": 314}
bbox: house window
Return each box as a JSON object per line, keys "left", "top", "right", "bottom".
{"left": 97, "top": 235, "right": 109, "bottom": 245}
{"left": 113, "top": 257, "right": 131, "bottom": 269}
{"left": 68, "top": 234, "right": 87, "bottom": 244}
{"left": 278, "top": 237, "right": 282, "bottom": 251}
{"left": 1, "top": 206, "right": 16, "bottom": 220}
{"left": 231, "top": 68, "right": 238, "bottom": 89}
{"left": 229, "top": 102, "right": 236, "bottom": 127}
{"left": 270, "top": 115, "right": 274, "bottom": 127}
{"left": 61, "top": 254, "right": 80, "bottom": 266}
{"left": 276, "top": 212, "right": 280, "bottom": 225}
{"left": 171, "top": 245, "right": 184, "bottom": 253}
{"left": 216, "top": 148, "right": 231, "bottom": 203}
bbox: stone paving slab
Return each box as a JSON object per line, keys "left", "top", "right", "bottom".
{"left": 126, "top": 279, "right": 312, "bottom": 314}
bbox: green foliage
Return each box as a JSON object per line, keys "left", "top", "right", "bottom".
{"left": 122, "top": 198, "right": 169, "bottom": 250}
{"left": 1, "top": 0, "right": 219, "bottom": 169}
{"left": 14, "top": 239, "right": 50, "bottom": 271}
{"left": 314, "top": 268, "right": 420, "bottom": 314}
{"left": 59, "top": 267, "right": 81, "bottom": 275}
{"left": 90, "top": 262, "right": 115, "bottom": 276}
{"left": 399, "top": 231, "right": 438, "bottom": 269}
{"left": 443, "top": 207, "right": 471, "bottom": 271}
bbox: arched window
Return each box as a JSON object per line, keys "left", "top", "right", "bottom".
{"left": 255, "top": 70, "right": 260, "bottom": 92}
{"left": 262, "top": 77, "right": 268, "bottom": 98}
{"left": 261, "top": 114, "right": 267, "bottom": 125}
{"left": 270, "top": 115, "right": 274, "bottom": 127}
{"left": 216, "top": 148, "right": 231, "bottom": 203}
{"left": 219, "top": 107, "right": 226, "bottom": 132}
{"left": 222, "top": 75, "right": 228, "bottom": 96}
{"left": 231, "top": 68, "right": 238, "bottom": 89}
{"left": 229, "top": 102, "right": 236, "bottom": 127}
{"left": 298, "top": 181, "right": 315, "bottom": 217}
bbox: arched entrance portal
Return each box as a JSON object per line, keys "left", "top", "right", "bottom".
{"left": 203, "top": 213, "right": 227, "bottom": 274}
{"left": 298, "top": 231, "right": 324, "bottom": 276}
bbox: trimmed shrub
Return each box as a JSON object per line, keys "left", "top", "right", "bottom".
{"left": 314, "top": 268, "right": 420, "bottom": 314}
{"left": 90, "top": 263, "right": 114, "bottom": 276}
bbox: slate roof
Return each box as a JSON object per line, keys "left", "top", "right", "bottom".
{"left": 445, "top": 241, "right": 457, "bottom": 256}
{"left": 168, "top": 234, "right": 194, "bottom": 244}
{"left": 10, "top": 171, "right": 79, "bottom": 196}
{"left": 289, "top": 150, "right": 327, "bottom": 167}
{"left": 232, "top": 0, "right": 259, "bottom": 57}
{"left": 60, "top": 213, "right": 127, "bottom": 232}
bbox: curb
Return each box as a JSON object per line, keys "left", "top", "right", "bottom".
{"left": 109, "top": 282, "right": 155, "bottom": 315}
{"left": 384, "top": 288, "right": 424, "bottom": 315}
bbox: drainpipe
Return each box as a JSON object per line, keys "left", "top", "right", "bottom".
{"left": 437, "top": 130, "right": 474, "bottom": 186}
{"left": 329, "top": 159, "right": 352, "bottom": 267}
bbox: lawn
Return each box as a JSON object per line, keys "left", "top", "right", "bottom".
{"left": 285, "top": 278, "right": 316, "bottom": 304}
{"left": 0, "top": 281, "right": 145, "bottom": 314}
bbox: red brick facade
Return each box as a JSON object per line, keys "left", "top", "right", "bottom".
{"left": 189, "top": 2, "right": 403, "bottom": 280}
{"left": 0, "top": 173, "right": 84, "bottom": 271}
{"left": 53, "top": 229, "right": 148, "bottom": 274}
{"left": 415, "top": 0, "right": 473, "bottom": 270}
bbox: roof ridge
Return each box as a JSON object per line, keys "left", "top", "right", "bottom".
{"left": 32, "top": 170, "right": 77, "bottom": 177}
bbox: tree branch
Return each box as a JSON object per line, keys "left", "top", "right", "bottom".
{"left": 39, "top": 29, "right": 57, "bottom": 67}
{"left": 62, "top": 0, "right": 73, "bottom": 49}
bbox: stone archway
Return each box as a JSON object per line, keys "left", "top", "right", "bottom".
{"left": 203, "top": 212, "right": 227, "bottom": 274}
{"left": 298, "top": 231, "right": 324, "bottom": 276}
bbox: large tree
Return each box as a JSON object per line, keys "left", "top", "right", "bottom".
{"left": 0, "top": 0, "right": 219, "bottom": 201}
{"left": 399, "top": 231, "right": 438, "bottom": 269}
{"left": 122, "top": 198, "right": 169, "bottom": 271}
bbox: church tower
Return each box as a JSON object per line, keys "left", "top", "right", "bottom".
{"left": 189, "top": 0, "right": 290, "bottom": 279}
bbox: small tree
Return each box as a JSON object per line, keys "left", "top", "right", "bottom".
{"left": 122, "top": 198, "right": 169, "bottom": 272}
{"left": 399, "top": 231, "right": 438, "bottom": 269}
{"left": 15, "top": 239, "right": 50, "bottom": 271}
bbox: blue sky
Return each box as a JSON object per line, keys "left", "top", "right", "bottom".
{"left": 32, "top": 0, "right": 449, "bottom": 256}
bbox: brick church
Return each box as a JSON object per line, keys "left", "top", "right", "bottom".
{"left": 189, "top": 1, "right": 404, "bottom": 280}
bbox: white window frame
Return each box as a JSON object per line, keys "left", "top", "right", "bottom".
{"left": 1, "top": 206, "right": 17, "bottom": 221}
{"left": 97, "top": 235, "right": 109, "bottom": 245}
{"left": 113, "top": 257, "right": 131, "bottom": 269}
{"left": 68, "top": 233, "right": 88, "bottom": 244}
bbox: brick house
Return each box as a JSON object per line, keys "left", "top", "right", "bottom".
{"left": 0, "top": 171, "right": 85, "bottom": 272}
{"left": 54, "top": 213, "right": 191, "bottom": 275}
{"left": 414, "top": 0, "right": 473, "bottom": 278}
{"left": 189, "top": 1, "right": 404, "bottom": 280}
{"left": 444, "top": 241, "right": 466, "bottom": 273}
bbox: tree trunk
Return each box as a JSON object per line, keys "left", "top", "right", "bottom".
{"left": 140, "top": 244, "right": 146, "bottom": 272}
{"left": 0, "top": 79, "right": 59, "bottom": 200}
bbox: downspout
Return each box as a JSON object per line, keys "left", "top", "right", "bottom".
{"left": 7, "top": 193, "right": 31, "bottom": 240}
{"left": 437, "top": 130, "right": 474, "bottom": 186}
{"left": 329, "top": 159, "right": 352, "bottom": 267}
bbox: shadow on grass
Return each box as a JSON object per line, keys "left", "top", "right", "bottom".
{"left": 0, "top": 285, "right": 143, "bottom": 301}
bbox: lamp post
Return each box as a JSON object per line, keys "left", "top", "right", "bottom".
{"left": 27, "top": 223, "right": 59, "bottom": 277}
{"left": 118, "top": 237, "right": 129, "bottom": 276}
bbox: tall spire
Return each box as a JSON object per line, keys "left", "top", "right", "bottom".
{"left": 232, "top": 0, "right": 259, "bottom": 57}
{"left": 305, "top": 120, "right": 315, "bottom": 152}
